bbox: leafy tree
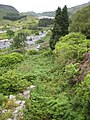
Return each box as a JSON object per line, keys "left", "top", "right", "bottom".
{"left": 69, "top": 5, "right": 90, "bottom": 39}
{"left": 11, "top": 32, "right": 26, "bottom": 50}
{"left": 6, "top": 29, "right": 14, "bottom": 39}
{"left": 38, "top": 18, "right": 54, "bottom": 27}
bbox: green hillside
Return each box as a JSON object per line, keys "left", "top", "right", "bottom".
{"left": 0, "top": 4, "right": 19, "bottom": 20}
{"left": 68, "top": 1, "right": 90, "bottom": 16}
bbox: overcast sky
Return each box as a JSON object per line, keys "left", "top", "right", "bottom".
{"left": 0, "top": 0, "right": 89, "bottom": 13}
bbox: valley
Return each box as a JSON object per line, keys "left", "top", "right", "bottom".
{"left": 0, "top": 1, "right": 90, "bottom": 120}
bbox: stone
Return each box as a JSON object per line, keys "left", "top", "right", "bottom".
{"left": 15, "top": 100, "right": 21, "bottom": 105}
{"left": 15, "top": 106, "right": 23, "bottom": 111}
{"left": 13, "top": 110, "right": 18, "bottom": 115}
{"left": 9, "top": 95, "right": 16, "bottom": 100}
{"left": 30, "top": 85, "right": 35, "bottom": 89}
{"left": 23, "top": 90, "right": 30, "bottom": 96}
{"left": 2, "top": 109, "right": 7, "bottom": 113}
{"left": 20, "top": 101, "right": 25, "bottom": 106}
{"left": 7, "top": 118, "right": 12, "bottom": 120}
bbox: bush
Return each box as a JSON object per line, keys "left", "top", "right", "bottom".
{"left": 54, "top": 33, "right": 89, "bottom": 63}
{"left": 0, "top": 94, "right": 8, "bottom": 106}
{"left": 0, "top": 52, "right": 23, "bottom": 67}
{"left": 0, "top": 70, "right": 29, "bottom": 94}
{"left": 69, "top": 6, "right": 90, "bottom": 39}
{"left": 72, "top": 74, "right": 90, "bottom": 120}
{"left": 26, "top": 49, "right": 38, "bottom": 55}
{"left": 24, "top": 93, "right": 73, "bottom": 120}
{"left": 64, "top": 63, "right": 79, "bottom": 84}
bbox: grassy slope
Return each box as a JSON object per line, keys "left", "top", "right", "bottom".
{"left": 0, "top": 4, "right": 19, "bottom": 20}
{"left": 16, "top": 52, "right": 69, "bottom": 98}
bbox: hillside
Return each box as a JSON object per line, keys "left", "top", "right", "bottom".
{"left": 21, "top": 11, "right": 38, "bottom": 17}
{"left": 22, "top": 1, "right": 90, "bottom": 17}
{"left": 0, "top": 4, "right": 19, "bottom": 20}
{"left": 68, "top": 1, "right": 90, "bottom": 16}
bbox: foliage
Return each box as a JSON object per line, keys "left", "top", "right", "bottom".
{"left": 6, "top": 29, "right": 14, "bottom": 39}
{"left": 0, "top": 94, "right": 8, "bottom": 106}
{"left": 72, "top": 74, "right": 90, "bottom": 120}
{"left": 26, "top": 49, "right": 38, "bottom": 55}
{"left": 69, "top": 5, "right": 90, "bottom": 39}
{"left": 64, "top": 63, "right": 79, "bottom": 84}
{"left": 0, "top": 110, "right": 13, "bottom": 120}
{"left": 11, "top": 32, "right": 26, "bottom": 50}
{"left": 62, "top": 5, "right": 69, "bottom": 36}
{"left": 50, "top": 7, "right": 62, "bottom": 50}
{"left": 24, "top": 93, "right": 73, "bottom": 120}
{"left": 0, "top": 70, "right": 29, "bottom": 94}
{"left": 54, "top": 33, "right": 89, "bottom": 63}
{"left": 38, "top": 18, "right": 54, "bottom": 27}
{"left": 50, "top": 5, "right": 69, "bottom": 50}
{"left": 3, "top": 15, "right": 27, "bottom": 21}
{"left": 0, "top": 52, "right": 23, "bottom": 67}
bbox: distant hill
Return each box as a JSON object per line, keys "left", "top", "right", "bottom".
{"left": 68, "top": 1, "right": 90, "bottom": 16}
{"left": 0, "top": 4, "right": 19, "bottom": 20}
{"left": 22, "top": 1, "right": 90, "bottom": 18}
{"left": 21, "top": 11, "right": 38, "bottom": 17}
{"left": 38, "top": 11, "right": 55, "bottom": 17}
{"left": 0, "top": 4, "right": 27, "bottom": 20}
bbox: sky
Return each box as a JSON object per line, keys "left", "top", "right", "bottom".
{"left": 0, "top": 0, "right": 89, "bottom": 13}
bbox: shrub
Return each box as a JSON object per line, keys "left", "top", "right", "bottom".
{"left": 0, "top": 94, "right": 8, "bottom": 106}
{"left": 0, "top": 70, "right": 29, "bottom": 94}
{"left": 64, "top": 63, "right": 79, "bottom": 84}
{"left": 0, "top": 52, "right": 23, "bottom": 67}
{"left": 54, "top": 33, "right": 89, "bottom": 63}
{"left": 26, "top": 49, "right": 38, "bottom": 55}
{"left": 69, "top": 6, "right": 90, "bottom": 39}
{"left": 72, "top": 74, "right": 90, "bottom": 120}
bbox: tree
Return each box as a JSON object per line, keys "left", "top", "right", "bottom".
{"left": 11, "top": 32, "right": 26, "bottom": 50}
{"left": 69, "top": 5, "right": 90, "bottom": 39}
{"left": 50, "top": 7, "right": 62, "bottom": 50}
{"left": 6, "top": 29, "right": 14, "bottom": 39}
{"left": 50, "top": 6, "right": 69, "bottom": 50}
{"left": 62, "top": 5, "right": 69, "bottom": 36}
{"left": 38, "top": 18, "right": 54, "bottom": 27}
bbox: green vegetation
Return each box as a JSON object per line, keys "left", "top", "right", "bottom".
{"left": 0, "top": 32, "right": 8, "bottom": 40}
{"left": 50, "top": 5, "right": 69, "bottom": 50}
{"left": 38, "top": 18, "right": 54, "bottom": 27}
{"left": 0, "top": 2, "right": 90, "bottom": 120}
{"left": 0, "top": 32, "right": 90, "bottom": 120}
{"left": 23, "top": 33, "right": 90, "bottom": 120}
{"left": 6, "top": 29, "right": 14, "bottom": 39}
{"left": 70, "top": 5, "right": 90, "bottom": 39}
{"left": 11, "top": 32, "right": 26, "bottom": 51}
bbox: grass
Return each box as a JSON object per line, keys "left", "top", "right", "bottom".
{"left": 0, "top": 33, "right": 8, "bottom": 40}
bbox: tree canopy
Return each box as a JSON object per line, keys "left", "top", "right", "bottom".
{"left": 11, "top": 32, "right": 26, "bottom": 50}
{"left": 69, "top": 5, "right": 90, "bottom": 39}
{"left": 50, "top": 5, "right": 69, "bottom": 50}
